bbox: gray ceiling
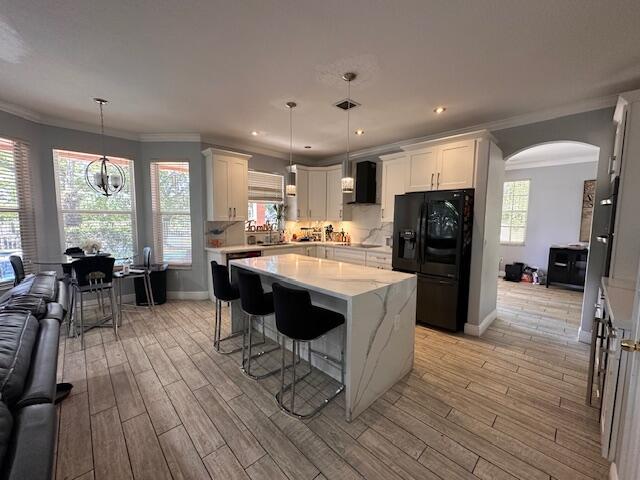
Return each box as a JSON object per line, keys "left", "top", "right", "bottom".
{"left": 2, "top": 0, "right": 640, "bottom": 158}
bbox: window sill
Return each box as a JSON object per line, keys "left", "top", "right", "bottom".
{"left": 167, "top": 264, "right": 192, "bottom": 270}
{"left": 500, "top": 242, "right": 525, "bottom": 247}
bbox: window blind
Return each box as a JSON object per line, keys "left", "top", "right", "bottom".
{"left": 150, "top": 162, "right": 192, "bottom": 266}
{"left": 0, "top": 137, "right": 37, "bottom": 283}
{"left": 248, "top": 170, "right": 284, "bottom": 203}
{"left": 53, "top": 149, "right": 137, "bottom": 259}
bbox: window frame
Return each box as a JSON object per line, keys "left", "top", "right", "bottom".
{"left": 500, "top": 179, "right": 531, "bottom": 246}
{"left": 52, "top": 149, "right": 139, "bottom": 259}
{"left": 0, "top": 136, "right": 36, "bottom": 286}
{"left": 150, "top": 160, "right": 192, "bottom": 268}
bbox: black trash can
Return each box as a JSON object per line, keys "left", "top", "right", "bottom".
{"left": 135, "top": 263, "right": 169, "bottom": 305}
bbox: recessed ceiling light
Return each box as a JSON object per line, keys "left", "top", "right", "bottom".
{"left": 354, "top": 129, "right": 365, "bottom": 136}
{"left": 433, "top": 106, "right": 446, "bottom": 114}
{"left": 250, "top": 130, "right": 259, "bottom": 136}
{"left": 304, "top": 145, "right": 312, "bottom": 149}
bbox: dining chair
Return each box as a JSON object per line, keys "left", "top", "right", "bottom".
{"left": 9, "top": 255, "right": 28, "bottom": 286}
{"left": 113, "top": 246, "right": 155, "bottom": 324}
{"left": 70, "top": 256, "right": 117, "bottom": 349}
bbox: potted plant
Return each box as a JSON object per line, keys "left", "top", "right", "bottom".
{"left": 81, "top": 239, "right": 103, "bottom": 255}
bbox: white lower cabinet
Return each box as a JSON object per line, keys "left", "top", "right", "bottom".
{"left": 333, "top": 248, "right": 366, "bottom": 265}
{"left": 365, "top": 251, "right": 392, "bottom": 270}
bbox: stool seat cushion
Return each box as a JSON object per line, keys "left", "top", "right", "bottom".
{"left": 216, "top": 284, "right": 239, "bottom": 302}
{"left": 245, "top": 292, "right": 274, "bottom": 316}
{"left": 211, "top": 261, "right": 240, "bottom": 302}
{"left": 304, "top": 305, "right": 345, "bottom": 341}
{"left": 272, "top": 282, "right": 344, "bottom": 341}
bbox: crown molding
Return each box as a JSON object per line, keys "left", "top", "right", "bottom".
{"left": 0, "top": 100, "right": 41, "bottom": 122}
{"left": 139, "top": 133, "right": 201, "bottom": 142}
{"left": 505, "top": 154, "right": 598, "bottom": 171}
{"left": 320, "top": 94, "right": 618, "bottom": 163}
{"left": 201, "top": 135, "right": 290, "bottom": 160}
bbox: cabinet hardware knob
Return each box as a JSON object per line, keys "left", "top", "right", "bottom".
{"left": 430, "top": 173, "right": 434, "bottom": 189}
{"left": 437, "top": 172, "right": 440, "bottom": 188}
{"left": 228, "top": 207, "right": 231, "bottom": 218}
{"left": 233, "top": 207, "right": 236, "bottom": 217}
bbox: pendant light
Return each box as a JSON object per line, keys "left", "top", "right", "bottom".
{"left": 341, "top": 72, "right": 356, "bottom": 193}
{"left": 285, "top": 101, "right": 297, "bottom": 197}
{"left": 85, "top": 98, "right": 125, "bottom": 197}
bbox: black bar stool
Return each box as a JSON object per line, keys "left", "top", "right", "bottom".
{"left": 210, "top": 261, "right": 243, "bottom": 354}
{"left": 272, "top": 282, "right": 345, "bottom": 419}
{"left": 237, "top": 270, "right": 281, "bottom": 379}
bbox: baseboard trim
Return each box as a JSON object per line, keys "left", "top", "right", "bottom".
{"left": 609, "top": 462, "right": 619, "bottom": 480}
{"left": 464, "top": 309, "right": 497, "bottom": 337}
{"left": 167, "top": 291, "right": 209, "bottom": 301}
{"left": 578, "top": 326, "right": 592, "bottom": 345}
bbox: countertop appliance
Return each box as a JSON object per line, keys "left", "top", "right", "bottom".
{"left": 392, "top": 189, "right": 474, "bottom": 331}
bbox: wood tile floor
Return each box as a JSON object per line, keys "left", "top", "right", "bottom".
{"left": 55, "top": 284, "right": 606, "bottom": 480}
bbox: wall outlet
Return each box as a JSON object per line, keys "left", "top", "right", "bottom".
{"left": 393, "top": 313, "right": 401, "bottom": 332}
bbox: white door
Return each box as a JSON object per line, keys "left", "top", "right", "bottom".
{"left": 615, "top": 269, "right": 640, "bottom": 480}
{"left": 212, "top": 157, "right": 230, "bottom": 220}
{"left": 407, "top": 148, "right": 438, "bottom": 192}
{"left": 296, "top": 168, "right": 309, "bottom": 220}
{"left": 326, "top": 166, "right": 343, "bottom": 220}
{"left": 381, "top": 157, "right": 408, "bottom": 222}
{"left": 437, "top": 139, "right": 476, "bottom": 190}
{"left": 229, "top": 159, "right": 247, "bottom": 220}
{"left": 308, "top": 170, "right": 327, "bottom": 220}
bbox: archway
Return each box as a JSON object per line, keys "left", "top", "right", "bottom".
{"left": 497, "top": 140, "right": 600, "bottom": 340}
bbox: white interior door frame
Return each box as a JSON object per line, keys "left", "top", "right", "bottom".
{"left": 613, "top": 261, "right": 640, "bottom": 480}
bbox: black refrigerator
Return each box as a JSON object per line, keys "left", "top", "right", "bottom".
{"left": 392, "top": 189, "right": 474, "bottom": 331}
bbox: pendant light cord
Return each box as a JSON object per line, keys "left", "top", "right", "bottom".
{"left": 346, "top": 78, "right": 351, "bottom": 166}
{"left": 99, "top": 101, "right": 105, "bottom": 158}
{"left": 289, "top": 105, "right": 293, "bottom": 167}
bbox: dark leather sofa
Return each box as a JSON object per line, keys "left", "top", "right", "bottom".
{"left": 0, "top": 271, "right": 68, "bottom": 480}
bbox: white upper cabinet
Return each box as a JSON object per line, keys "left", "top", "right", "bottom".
{"left": 403, "top": 138, "right": 477, "bottom": 193}
{"left": 437, "top": 139, "right": 476, "bottom": 190}
{"left": 203, "top": 148, "right": 250, "bottom": 221}
{"left": 287, "top": 166, "right": 309, "bottom": 221}
{"left": 326, "top": 165, "right": 343, "bottom": 220}
{"left": 407, "top": 148, "right": 439, "bottom": 191}
{"left": 308, "top": 170, "right": 327, "bottom": 220}
{"left": 229, "top": 158, "right": 248, "bottom": 220}
{"left": 380, "top": 154, "right": 409, "bottom": 222}
{"left": 287, "top": 164, "right": 349, "bottom": 222}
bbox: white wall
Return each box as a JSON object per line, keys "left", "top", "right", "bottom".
{"left": 500, "top": 161, "right": 598, "bottom": 272}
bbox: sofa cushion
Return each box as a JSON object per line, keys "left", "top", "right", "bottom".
{"left": 0, "top": 296, "right": 47, "bottom": 320}
{"left": 0, "top": 312, "right": 39, "bottom": 407}
{"left": 15, "top": 319, "right": 59, "bottom": 408}
{"left": 0, "top": 401, "right": 12, "bottom": 469}
{"left": 3, "top": 272, "right": 58, "bottom": 304}
{"left": 1, "top": 403, "right": 56, "bottom": 480}
{"left": 45, "top": 303, "right": 64, "bottom": 323}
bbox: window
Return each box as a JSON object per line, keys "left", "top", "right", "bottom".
{"left": 53, "top": 149, "right": 137, "bottom": 258}
{"left": 0, "top": 137, "right": 36, "bottom": 283}
{"left": 501, "top": 180, "right": 530, "bottom": 245}
{"left": 150, "top": 162, "right": 192, "bottom": 266}
{"left": 247, "top": 170, "right": 283, "bottom": 227}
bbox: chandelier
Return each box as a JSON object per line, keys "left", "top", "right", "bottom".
{"left": 85, "top": 98, "right": 125, "bottom": 197}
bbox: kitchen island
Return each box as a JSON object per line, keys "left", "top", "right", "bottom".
{"left": 229, "top": 254, "right": 416, "bottom": 421}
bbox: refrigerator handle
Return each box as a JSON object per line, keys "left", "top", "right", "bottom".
{"left": 418, "top": 201, "right": 426, "bottom": 265}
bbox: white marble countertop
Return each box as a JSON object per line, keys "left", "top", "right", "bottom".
{"left": 601, "top": 277, "right": 637, "bottom": 331}
{"left": 229, "top": 254, "right": 413, "bottom": 300}
{"left": 206, "top": 242, "right": 392, "bottom": 255}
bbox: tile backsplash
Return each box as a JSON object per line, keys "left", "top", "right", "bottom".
{"left": 286, "top": 204, "right": 393, "bottom": 246}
